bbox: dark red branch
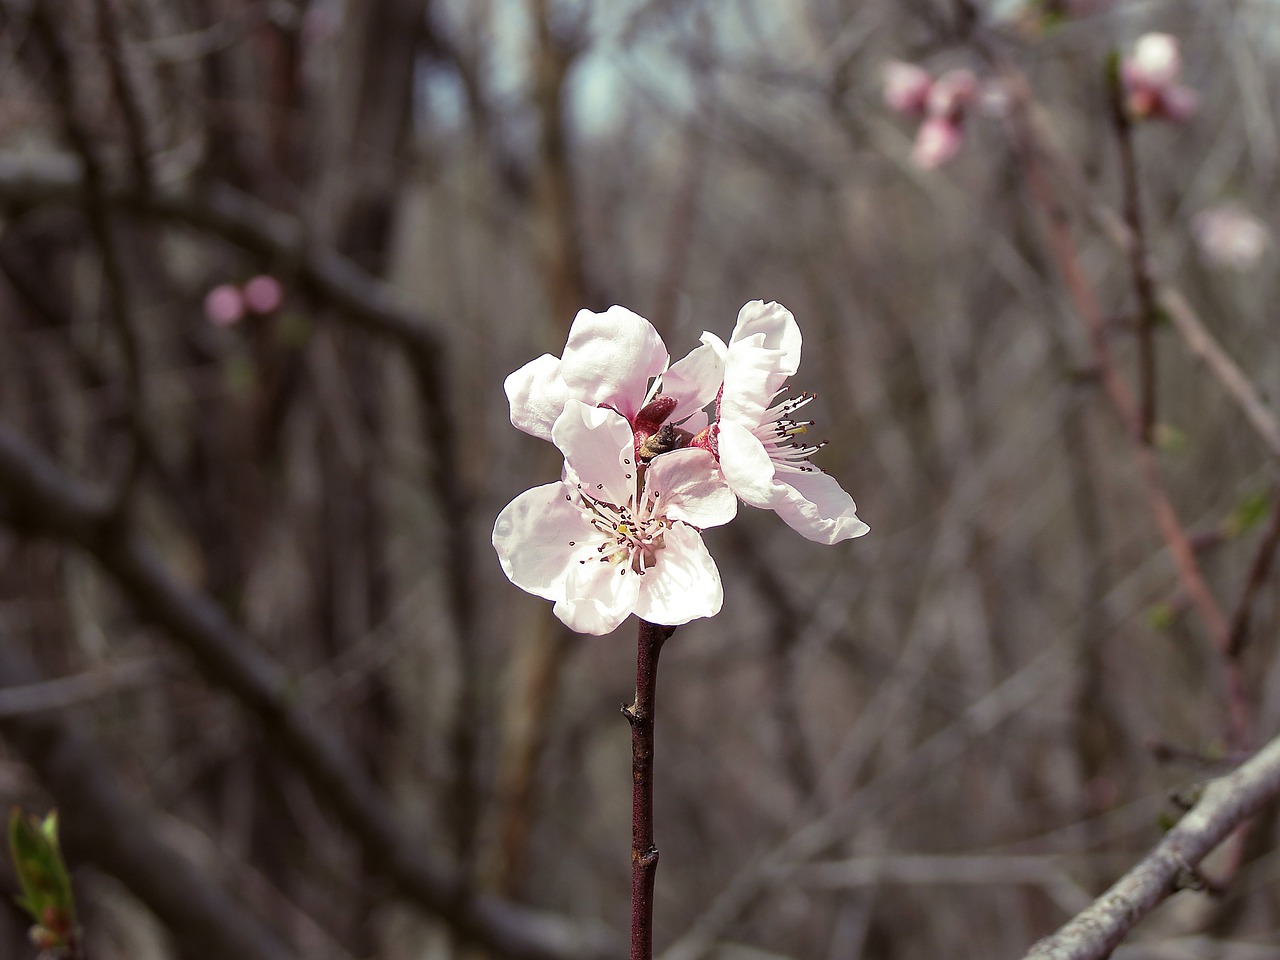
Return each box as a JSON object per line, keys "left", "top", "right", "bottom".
{"left": 623, "top": 620, "right": 673, "bottom": 960}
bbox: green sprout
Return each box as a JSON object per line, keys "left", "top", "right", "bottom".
{"left": 8, "top": 808, "right": 78, "bottom": 957}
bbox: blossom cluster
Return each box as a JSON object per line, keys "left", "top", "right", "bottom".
{"left": 493, "top": 302, "right": 869, "bottom": 635}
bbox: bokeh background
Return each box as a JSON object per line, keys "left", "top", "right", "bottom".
{"left": 1, "top": 1, "right": 1279, "bottom": 958}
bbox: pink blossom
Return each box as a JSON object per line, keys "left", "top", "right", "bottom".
{"left": 695, "top": 302, "right": 869, "bottom": 545}
{"left": 912, "top": 117, "right": 964, "bottom": 170}
{"left": 504, "top": 306, "right": 720, "bottom": 448}
{"left": 882, "top": 61, "right": 932, "bottom": 117}
{"left": 1193, "top": 205, "right": 1270, "bottom": 270}
{"left": 926, "top": 69, "right": 978, "bottom": 121}
{"left": 884, "top": 63, "right": 980, "bottom": 169}
{"left": 243, "top": 275, "right": 284, "bottom": 314}
{"left": 1123, "top": 33, "right": 1197, "bottom": 122}
{"left": 204, "top": 284, "right": 245, "bottom": 327}
{"left": 493, "top": 400, "right": 736, "bottom": 635}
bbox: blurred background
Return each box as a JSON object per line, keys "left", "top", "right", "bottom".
{"left": 1, "top": 1, "right": 1279, "bottom": 958}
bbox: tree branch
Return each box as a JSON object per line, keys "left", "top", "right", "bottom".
{"left": 1022, "top": 731, "right": 1280, "bottom": 960}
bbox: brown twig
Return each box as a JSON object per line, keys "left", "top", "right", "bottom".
{"left": 1105, "top": 55, "right": 1159, "bottom": 445}
{"left": 623, "top": 620, "right": 672, "bottom": 960}
{"left": 1225, "top": 489, "right": 1280, "bottom": 660}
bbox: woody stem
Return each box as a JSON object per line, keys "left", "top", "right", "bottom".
{"left": 625, "top": 619, "right": 672, "bottom": 960}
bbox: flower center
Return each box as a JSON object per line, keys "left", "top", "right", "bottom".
{"left": 755, "top": 388, "right": 828, "bottom": 473}
{"left": 569, "top": 482, "right": 670, "bottom": 576}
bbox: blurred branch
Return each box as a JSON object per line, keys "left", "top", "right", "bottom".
{"left": 1225, "top": 489, "right": 1280, "bottom": 660}
{"left": 1105, "top": 53, "right": 1158, "bottom": 446}
{"left": 0, "top": 645, "right": 299, "bottom": 960}
{"left": 795, "top": 853, "right": 1092, "bottom": 914}
{"left": 1017, "top": 107, "right": 1280, "bottom": 463}
{"left": 0, "top": 659, "right": 159, "bottom": 718}
{"left": 0, "top": 146, "right": 482, "bottom": 804}
{"left": 29, "top": 1, "right": 146, "bottom": 520}
{"left": 0, "top": 424, "right": 618, "bottom": 960}
{"left": 1003, "top": 76, "right": 1245, "bottom": 748}
{"left": 1021, "top": 732, "right": 1280, "bottom": 960}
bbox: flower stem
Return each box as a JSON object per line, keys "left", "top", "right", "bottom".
{"left": 624, "top": 619, "right": 673, "bottom": 960}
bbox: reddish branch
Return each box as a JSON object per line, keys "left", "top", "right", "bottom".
{"left": 623, "top": 620, "right": 672, "bottom": 960}
{"left": 1006, "top": 88, "right": 1246, "bottom": 749}
{"left": 1106, "top": 57, "right": 1159, "bottom": 445}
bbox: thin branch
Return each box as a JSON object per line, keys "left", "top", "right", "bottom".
{"left": 1022, "top": 732, "right": 1280, "bottom": 960}
{"left": 1225, "top": 489, "right": 1280, "bottom": 660}
{"left": 1105, "top": 55, "right": 1158, "bottom": 445}
{"left": 29, "top": 3, "right": 146, "bottom": 519}
{"left": 0, "top": 659, "right": 159, "bottom": 718}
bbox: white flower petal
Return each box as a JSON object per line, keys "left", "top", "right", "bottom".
{"left": 633, "top": 524, "right": 723, "bottom": 625}
{"left": 551, "top": 400, "right": 637, "bottom": 507}
{"left": 661, "top": 332, "right": 727, "bottom": 424}
{"left": 716, "top": 420, "right": 777, "bottom": 508}
{"left": 729, "top": 301, "right": 801, "bottom": 377}
{"left": 493, "top": 482, "right": 600, "bottom": 600}
{"left": 554, "top": 557, "right": 641, "bottom": 635}
{"left": 505, "top": 354, "right": 570, "bottom": 442}
{"left": 770, "top": 469, "right": 871, "bottom": 545}
{"left": 644, "top": 448, "right": 736, "bottom": 529}
{"left": 559, "top": 306, "right": 669, "bottom": 421}
{"left": 718, "top": 334, "right": 793, "bottom": 428}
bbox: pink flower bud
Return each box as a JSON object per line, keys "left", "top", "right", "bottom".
{"left": 883, "top": 61, "right": 933, "bottom": 117}
{"left": 243, "top": 275, "right": 284, "bottom": 314}
{"left": 926, "top": 69, "right": 978, "bottom": 120}
{"left": 204, "top": 284, "right": 245, "bottom": 327}
{"left": 1123, "top": 33, "right": 1196, "bottom": 122}
{"left": 912, "top": 116, "right": 963, "bottom": 169}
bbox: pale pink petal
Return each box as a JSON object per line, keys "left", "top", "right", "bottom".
{"left": 644, "top": 448, "right": 736, "bottom": 529}
{"left": 559, "top": 306, "right": 669, "bottom": 421}
{"left": 912, "top": 116, "right": 963, "bottom": 169}
{"left": 660, "top": 332, "right": 726, "bottom": 423}
{"left": 728, "top": 302, "right": 801, "bottom": 377}
{"left": 1132, "top": 33, "right": 1180, "bottom": 89}
{"left": 883, "top": 61, "right": 932, "bottom": 116}
{"left": 681, "top": 410, "right": 709, "bottom": 435}
{"left": 716, "top": 420, "right": 777, "bottom": 509}
{"left": 769, "top": 469, "right": 870, "bottom": 545}
{"left": 632, "top": 524, "right": 723, "bottom": 625}
{"left": 492, "top": 482, "right": 595, "bottom": 601}
{"left": 204, "top": 284, "right": 244, "bottom": 326}
{"left": 926, "top": 69, "right": 977, "bottom": 119}
{"left": 506, "top": 354, "right": 571, "bottom": 441}
{"left": 551, "top": 400, "right": 636, "bottom": 507}
{"left": 718, "top": 334, "right": 781, "bottom": 427}
{"left": 1161, "top": 85, "right": 1198, "bottom": 122}
{"left": 243, "top": 275, "right": 284, "bottom": 313}
{"left": 554, "top": 556, "right": 641, "bottom": 635}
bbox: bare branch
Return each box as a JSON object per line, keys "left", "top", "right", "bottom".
{"left": 1022, "top": 732, "right": 1280, "bottom": 960}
